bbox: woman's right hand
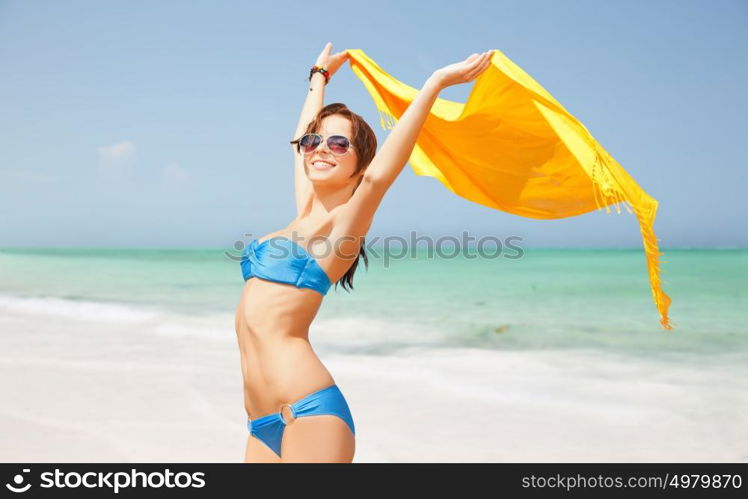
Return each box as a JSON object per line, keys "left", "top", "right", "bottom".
{"left": 431, "top": 50, "right": 493, "bottom": 89}
{"left": 314, "top": 42, "right": 349, "bottom": 78}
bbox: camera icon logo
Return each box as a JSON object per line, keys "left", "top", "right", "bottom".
{"left": 5, "top": 469, "right": 31, "bottom": 493}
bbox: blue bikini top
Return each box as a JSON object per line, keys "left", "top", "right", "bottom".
{"left": 240, "top": 237, "right": 332, "bottom": 296}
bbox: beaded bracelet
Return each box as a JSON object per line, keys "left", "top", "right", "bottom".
{"left": 309, "top": 65, "right": 330, "bottom": 85}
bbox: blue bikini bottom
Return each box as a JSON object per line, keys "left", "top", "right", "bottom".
{"left": 247, "top": 384, "right": 356, "bottom": 458}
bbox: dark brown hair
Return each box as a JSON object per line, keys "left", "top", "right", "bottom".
{"left": 290, "top": 103, "right": 377, "bottom": 293}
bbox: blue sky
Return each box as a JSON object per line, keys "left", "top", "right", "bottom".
{"left": 1, "top": 0, "right": 746, "bottom": 249}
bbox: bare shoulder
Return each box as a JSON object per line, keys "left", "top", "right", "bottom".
{"left": 324, "top": 206, "right": 367, "bottom": 261}
{"left": 326, "top": 176, "right": 383, "bottom": 249}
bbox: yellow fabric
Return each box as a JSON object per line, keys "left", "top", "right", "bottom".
{"left": 345, "top": 48, "right": 674, "bottom": 330}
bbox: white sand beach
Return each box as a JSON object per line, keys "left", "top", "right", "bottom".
{"left": 1, "top": 300, "right": 746, "bottom": 463}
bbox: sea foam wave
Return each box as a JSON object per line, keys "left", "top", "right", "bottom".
{"left": 0, "top": 294, "right": 160, "bottom": 322}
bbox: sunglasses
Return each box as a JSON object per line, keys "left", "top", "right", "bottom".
{"left": 292, "top": 133, "right": 354, "bottom": 156}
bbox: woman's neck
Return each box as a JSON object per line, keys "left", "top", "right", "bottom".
{"left": 303, "top": 182, "right": 358, "bottom": 218}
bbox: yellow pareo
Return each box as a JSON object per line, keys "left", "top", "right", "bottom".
{"left": 345, "top": 48, "right": 674, "bottom": 330}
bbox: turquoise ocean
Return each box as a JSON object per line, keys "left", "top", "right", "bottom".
{"left": 2, "top": 245, "right": 746, "bottom": 461}
{"left": 1, "top": 246, "right": 745, "bottom": 361}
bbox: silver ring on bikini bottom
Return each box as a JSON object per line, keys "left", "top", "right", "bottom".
{"left": 278, "top": 403, "right": 296, "bottom": 425}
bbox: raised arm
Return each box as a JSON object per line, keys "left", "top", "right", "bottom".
{"left": 291, "top": 42, "right": 350, "bottom": 216}
{"left": 333, "top": 50, "right": 494, "bottom": 239}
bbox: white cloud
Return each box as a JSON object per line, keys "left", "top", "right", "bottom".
{"left": 97, "top": 140, "right": 136, "bottom": 162}
{"left": 97, "top": 140, "right": 137, "bottom": 184}
{"left": 163, "top": 162, "right": 194, "bottom": 193}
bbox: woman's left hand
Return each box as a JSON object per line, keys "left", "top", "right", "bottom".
{"left": 431, "top": 50, "right": 493, "bottom": 89}
{"left": 314, "top": 42, "right": 350, "bottom": 78}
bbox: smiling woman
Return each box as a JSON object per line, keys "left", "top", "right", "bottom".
{"left": 289, "top": 105, "right": 377, "bottom": 290}
{"left": 234, "top": 41, "right": 493, "bottom": 463}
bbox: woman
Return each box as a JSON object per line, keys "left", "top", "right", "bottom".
{"left": 235, "top": 42, "right": 493, "bottom": 463}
